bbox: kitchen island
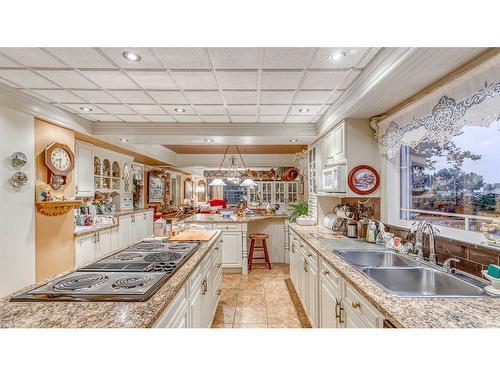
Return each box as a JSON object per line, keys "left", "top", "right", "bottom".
{"left": 0, "top": 231, "right": 222, "bottom": 328}
{"left": 182, "top": 213, "right": 290, "bottom": 273}
{"left": 289, "top": 224, "right": 500, "bottom": 328}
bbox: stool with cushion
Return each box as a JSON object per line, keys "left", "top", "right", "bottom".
{"left": 248, "top": 233, "right": 271, "bottom": 270}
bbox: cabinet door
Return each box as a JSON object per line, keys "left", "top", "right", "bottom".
{"left": 287, "top": 181, "right": 299, "bottom": 204}
{"left": 221, "top": 231, "right": 242, "bottom": 266}
{"left": 274, "top": 182, "right": 287, "bottom": 204}
{"left": 110, "top": 227, "right": 119, "bottom": 252}
{"left": 261, "top": 182, "right": 273, "bottom": 204}
{"left": 75, "top": 234, "right": 95, "bottom": 267}
{"left": 308, "top": 147, "right": 317, "bottom": 194}
{"left": 324, "top": 132, "right": 334, "bottom": 165}
{"left": 119, "top": 215, "right": 132, "bottom": 249}
{"left": 306, "top": 262, "right": 318, "bottom": 327}
{"left": 343, "top": 305, "right": 368, "bottom": 328}
{"left": 96, "top": 230, "right": 112, "bottom": 259}
{"left": 248, "top": 182, "right": 261, "bottom": 206}
{"left": 320, "top": 275, "right": 340, "bottom": 328}
{"left": 332, "top": 124, "right": 345, "bottom": 161}
{"left": 75, "top": 142, "right": 94, "bottom": 197}
{"left": 145, "top": 212, "right": 154, "bottom": 238}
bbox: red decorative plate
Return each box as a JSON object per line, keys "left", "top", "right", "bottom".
{"left": 348, "top": 165, "right": 380, "bottom": 195}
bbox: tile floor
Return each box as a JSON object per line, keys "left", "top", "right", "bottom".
{"left": 211, "top": 263, "right": 303, "bottom": 328}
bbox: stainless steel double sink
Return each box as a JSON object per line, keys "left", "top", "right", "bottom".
{"left": 335, "top": 250, "right": 490, "bottom": 298}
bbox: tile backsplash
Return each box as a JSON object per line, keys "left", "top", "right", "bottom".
{"left": 385, "top": 224, "right": 500, "bottom": 277}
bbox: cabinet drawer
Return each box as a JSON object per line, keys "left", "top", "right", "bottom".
{"left": 190, "top": 223, "right": 213, "bottom": 230}
{"left": 153, "top": 285, "right": 188, "bottom": 328}
{"left": 320, "top": 260, "right": 342, "bottom": 295}
{"left": 214, "top": 223, "right": 241, "bottom": 231}
{"left": 343, "top": 283, "right": 384, "bottom": 328}
{"left": 212, "top": 242, "right": 222, "bottom": 266}
{"left": 302, "top": 244, "right": 319, "bottom": 268}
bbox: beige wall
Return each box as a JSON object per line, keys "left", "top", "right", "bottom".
{"left": 34, "top": 118, "right": 75, "bottom": 281}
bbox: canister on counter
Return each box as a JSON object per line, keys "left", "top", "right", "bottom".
{"left": 347, "top": 220, "right": 358, "bottom": 238}
{"left": 357, "top": 218, "right": 369, "bottom": 239}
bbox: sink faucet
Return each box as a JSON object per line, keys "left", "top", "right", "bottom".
{"left": 443, "top": 258, "right": 460, "bottom": 274}
{"left": 411, "top": 221, "right": 439, "bottom": 264}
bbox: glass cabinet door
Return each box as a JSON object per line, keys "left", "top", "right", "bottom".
{"left": 261, "top": 182, "right": 273, "bottom": 203}
{"left": 248, "top": 182, "right": 261, "bottom": 205}
{"left": 275, "top": 182, "right": 287, "bottom": 204}
{"left": 308, "top": 147, "right": 317, "bottom": 194}
{"left": 287, "top": 181, "right": 299, "bottom": 203}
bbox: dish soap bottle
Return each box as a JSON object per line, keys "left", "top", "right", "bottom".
{"left": 376, "top": 222, "right": 386, "bottom": 245}
{"left": 366, "top": 220, "right": 377, "bottom": 243}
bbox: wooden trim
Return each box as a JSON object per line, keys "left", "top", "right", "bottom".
{"left": 372, "top": 48, "right": 500, "bottom": 122}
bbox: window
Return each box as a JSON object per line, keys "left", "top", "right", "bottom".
{"left": 400, "top": 120, "right": 500, "bottom": 233}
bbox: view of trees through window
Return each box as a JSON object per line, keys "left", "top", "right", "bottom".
{"left": 401, "top": 120, "right": 500, "bottom": 232}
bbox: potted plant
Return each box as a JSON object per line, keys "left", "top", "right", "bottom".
{"left": 288, "top": 201, "right": 309, "bottom": 223}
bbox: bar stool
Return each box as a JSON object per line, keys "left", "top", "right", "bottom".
{"left": 248, "top": 233, "right": 271, "bottom": 270}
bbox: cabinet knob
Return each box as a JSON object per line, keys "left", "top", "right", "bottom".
{"left": 323, "top": 270, "right": 329, "bottom": 275}
{"left": 352, "top": 302, "right": 361, "bottom": 310}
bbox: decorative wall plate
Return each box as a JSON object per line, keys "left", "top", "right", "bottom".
{"left": 347, "top": 165, "right": 380, "bottom": 195}
{"left": 11, "top": 171, "right": 28, "bottom": 187}
{"left": 10, "top": 152, "right": 27, "bottom": 168}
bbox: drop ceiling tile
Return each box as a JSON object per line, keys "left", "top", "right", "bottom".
{"left": 80, "top": 70, "right": 138, "bottom": 90}
{"left": 30, "top": 89, "right": 83, "bottom": 103}
{"left": 0, "top": 53, "right": 21, "bottom": 67}
{"left": 85, "top": 114, "right": 121, "bottom": 122}
{"left": 129, "top": 104, "right": 165, "bottom": 115}
{"left": 259, "top": 115, "right": 285, "bottom": 123}
{"left": 201, "top": 115, "right": 230, "bottom": 123}
{"left": 0, "top": 48, "right": 65, "bottom": 67}
{"left": 310, "top": 47, "right": 370, "bottom": 69}
{"left": 174, "top": 115, "right": 200, "bottom": 122}
{"left": 0, "top": 70, "right": 58, "bottom": 88}
{"left": 261, "top": 71, "right": 303, "bottom": 90}
{"left": 99, "top": 47, "right": 162, "bottom": 68}
{"left": 259, "top": 90, "right": 295, "bottom": 104}
{"left": 148, "top": 91, "right": 187, "bottom": 104}
{"left": 230, "top": 115, "right": 257, "bottom": 123}
{"left": 294, "top": 90, "right": 334, "bottom": 104}
{"left": 285, "top": 115, "right": 316, "bottom": 123}
{"left": 116, "top": 114, "right": 147, "bottom": 122}
{"left": 153, "top": 48, "right": 211, "bottom": 69}
{"left": 259, "top": 105, "right": 290, "bottom": 115}
{"left": 98, "top": 104, "right": 135, "bottom": 114}
{"left": 183, "top": 91, "right": 223, "bottom": 104}
{"left": 226, "top": 105, "right": 257, "bottom": 115}
{"left": 222, "top": 90, "right": 257, "bottom": 104}
{"left": 45, "top": 48, "right": 114, "bottom": 68}
{"left": 126, "top": 71, "right": 177, "bottom": 90}
{"left": 161, "top": 105, "right": 196, "bottom": 115}
{"left": 262, "top": 48, "right": 313, "bottom": 69}
{"left": 36, "top": 70, "right": 98, "bottom": 89}
{"left": 170, "top": 71, "right": 218, "bottom": 90}
{"left": 289, "top": 104, "right": 324, "bottom": 115}
{"left": 109, "top": 90, "right": 154, "bottom": 104}
{"left": 59, "top": 103, "right": 106, "bottom": 114}
{"left": 0, "top": 76, "right": 18, "bottom": 87}
{"left": 300, "top": 70, "right": 349, "bottom": 90}
{"left": 337, "top": 69, "right": 360, "bottom": 90}
{"left": 144, "top": 115, "right": 175, "bottom": 122}
{"left": 71, "top": 90, "right": 119, "bottom": 103}
{"left": 193, "top": 105, "right": 226, "bottom": 115}
{"left": 208, "top": 48, "right": 260, "bottom": 69}
{"left": 216, "top": 71, "right": 258, "bottom": 90}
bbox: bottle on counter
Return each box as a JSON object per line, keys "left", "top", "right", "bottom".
{"left": 347, "top": 220, "right": 358, "bottom": 238}
{"left": 357, "top": 218, "right": 369, "bottom": 239}
{"left": 366, "top": 220, "right": 377, "bottom": 243}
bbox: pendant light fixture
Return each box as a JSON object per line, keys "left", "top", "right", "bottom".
{"left": 207, "top": 145, "right": 256, "bottom": 187}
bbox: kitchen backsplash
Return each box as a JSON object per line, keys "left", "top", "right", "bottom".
{"left": 385, "top": 224, "right": 500, "bottom": 277}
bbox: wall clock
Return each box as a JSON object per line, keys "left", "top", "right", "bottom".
{"left": 347, "top": 165, "right": 380, "bottom": 195}
{"left": 44, "top": 142, "right": 75, "bottom": 190}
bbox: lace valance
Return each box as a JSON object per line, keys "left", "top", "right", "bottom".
{"left": 375, "top": 54, "right": 500, "bottom": 159}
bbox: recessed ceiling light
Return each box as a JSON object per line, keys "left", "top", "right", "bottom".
{"left": 80, "top": 106, "right": 92, "bottom": 112}
{"left": 174, "top": 107, "right": 186, "bottom": 113}
{"left": 120, "top": 138, "right": 128, "bottom": 143}
{"left": 298, "top": 108, "right": 309, "bottom": 113}
{"left": 122, "top": 51, "right": 142, "bottom": 62}
{"left": 328, "top": 51, "right": 346, "bottom": 62}
{"left": 204, "top": 139, "right": 214, "bottom": 143}
{"left": 289, "top": 139, "right": 298, "bottom": 143}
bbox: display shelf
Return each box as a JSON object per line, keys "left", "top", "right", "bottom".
{"left": 36, "top": 201, "right": 80, "bottom": 216}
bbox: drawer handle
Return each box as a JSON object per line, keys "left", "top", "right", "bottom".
{"left": 323, "top": 270, "right": 329, "bottom": 275}
{"left": 217, "top": 263, "right": 222, "bottom": 268}
{"left": 307, "top": 253, "right": 313, "bottom": 258}
{"left": 217, "top": 289, "right": 222, "bottom": 296}
{"left": 335, "top": 298, "right": 344, "bottom": 324}
{"left": 201, "top": 279, "right": 208, "bottom": 295}
{"left": 352, "top": 302, "right": 361, "bottom": 310}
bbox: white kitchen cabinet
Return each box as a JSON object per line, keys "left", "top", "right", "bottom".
{"left": 324, "top": 123, "right": 345, "bottom": 165}
{"left": 306, "top": 256, "right": 318, "bottom": 327}
{"left": 220, "top": 230, "right": 242, "bottom": 267}
{"left": 119, "top": 215, "right": 132, "bottom": 249}
{"left": 95, "top": 229, "right": 112, "bottom": 259}
{"left": 154, "top": 286, "right": 189, "bottom": 328}
{"left": 261, "top": 181, "right": 273, "bottom": 204}
{"left": 145, "top": 211, "right": 154, "bottom": 237}
{"left": 308, "top": 146, "right": 317, "bottom": 195}
{"left": 75, "top": 141, "right": 94, "bottom": 197}
{"left": 274, "top": 182, "right": 287, "bottom": 205}
{"left": 75, "top": 233, "right": 95, "bottom": 267}
{"left": 287, "top": 181, "right": 299, "bottom": 204}
{"left": 110, "top": 226, "right": 119, "bottom": 252}
{"left": 319, "top": 261, "right": 342, "bottom": 328}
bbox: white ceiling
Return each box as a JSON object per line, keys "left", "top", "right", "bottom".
{"left": 0, "top": 47, "right": 380, "bottom": 124}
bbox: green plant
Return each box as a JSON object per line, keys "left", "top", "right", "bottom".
{"left": 289, "top": 201, "right": 308, "bottom": 222}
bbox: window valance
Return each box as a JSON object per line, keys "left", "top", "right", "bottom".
{"left": 375, "top": 54, "right": 500, "bottom": 159}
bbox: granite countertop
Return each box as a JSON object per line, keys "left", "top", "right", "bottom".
{"left": 289, "top": 224, "right": 500, "bottom": 328}
{"left": 182, "top": 213, "right": 289, "bottom": 223}
{"left": 0, "top": 231, "right": 222, "bottom": 328}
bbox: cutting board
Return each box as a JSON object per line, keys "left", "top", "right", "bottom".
{"left": 170, "top": 230, "right": 217, "bottom": 242}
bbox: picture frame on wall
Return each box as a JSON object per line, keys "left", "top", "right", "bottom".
{"left": 148, "top": 174, "right": 165, "bottom": 203}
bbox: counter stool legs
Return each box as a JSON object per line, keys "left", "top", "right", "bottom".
{"left": 248, "top": 234, "right": 271, "bottom": 270}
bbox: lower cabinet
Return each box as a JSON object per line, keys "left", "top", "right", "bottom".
{"left": 290, "top": 228, "right": 384, "bottom": 328}
{"left": 154, "top": 237, "right": 223, "bottom": 328}
{"left": 74, "top": 228, "right": 118, "bottom": 268}
{"left": 220, "top": 230, "right": 242, "bottom": 267}
{"left": 119, "top": 215, "right": 133, "bottom": 249}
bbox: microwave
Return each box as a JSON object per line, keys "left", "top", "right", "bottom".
{"left": 321, "top": 165, "right": 346, "bottom": 192}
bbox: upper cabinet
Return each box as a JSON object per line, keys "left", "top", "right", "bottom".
{"left": 310, "top": 119, "right": 380, "bottom": 197}
{"left": 75, "top": 141, "right": 94, "bottom": 197}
